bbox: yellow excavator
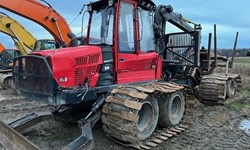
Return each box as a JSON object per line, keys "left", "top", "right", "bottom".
{"left": 0, "top": 12, "right": 56, "bottom": 89}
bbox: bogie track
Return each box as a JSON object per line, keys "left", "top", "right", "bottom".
{"left": 102, "top": 82, "right": 193, "bottom": 149}
{"left": 198, "top": 73, "right": 241, "bottom": 104}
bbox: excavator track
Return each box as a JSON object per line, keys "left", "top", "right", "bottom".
{"left": 102, "top": 82, "right": 195, "bottom": 149}
{"left": 199, "top": 73, "right": 241, "bottom": 104}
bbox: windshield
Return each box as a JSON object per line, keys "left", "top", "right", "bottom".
{"left": 2, "top": 49, "right": 20, "bottom": 64}
{"left": 88, "top": 5, "right": 114, "bottom": 45}
{"left": 34, "top": 40, "right": 56, "bottom": 50}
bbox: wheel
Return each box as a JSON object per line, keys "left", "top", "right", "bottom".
{"left": 226, "top": 79, "right": 236, "bottom": 98}
{"left": 158, "top": 91, "right": 185, "bottom": 127}
{"left": 137, "top": 96, "right": 159, "bottom": 140}
{"left": 102, "top": 89, "right": 159, "bottom": 144}
{"left": 3, "top": 77, "right": 13, "bottom": 89}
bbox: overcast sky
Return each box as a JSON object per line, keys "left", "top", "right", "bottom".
{"left": 0, "top": 0, "right": 249, "bottom": 49}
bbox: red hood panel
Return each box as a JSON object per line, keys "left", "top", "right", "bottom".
{"left": 31, "top": 45, "right": 101, "bottom": 58}
{"left": 32, "top": 45, "right": 103, "bottom": 88}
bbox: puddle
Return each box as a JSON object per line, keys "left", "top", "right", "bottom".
{"left": 239, "top": 119, "right": 250, "bottom": 136}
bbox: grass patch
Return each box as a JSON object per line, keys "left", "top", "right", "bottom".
{"left": 231, "top": 63, "right": 250, "bottom": 76}
{"left": 234, "top": 57, "right": 250, "bottom": 64}
{"left": 228, "top": 101, "right": 250, "bottom": 110}
{"left": 234, "top": 58, "right": 250, "bottom": 95}
{"left": 241, "top": 76, "right": 250, "bottom": 96}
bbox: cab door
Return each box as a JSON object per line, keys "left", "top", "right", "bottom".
{"left": 135, "top": 6, "right": 158, "bottom": 81}
{"left": 116, "top": 1, "right": 158, "bottom": 84}
{"left": 116, "top": 1, "right": 138, "bottom": 84}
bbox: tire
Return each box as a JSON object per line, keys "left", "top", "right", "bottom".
{"left": 137, "top": 96, "right": 159, "bottom": 140}
{"left": 158, "top": 91, "right": 185, "bottom": 127}
{"left": 102, "top": 90, "right": 159, "bottom": 143}
{"left": 3, "top": 77, "right": 13, "bottom": 89}
{"left": 226, "top": 79, "right": 236, "bottom": 98}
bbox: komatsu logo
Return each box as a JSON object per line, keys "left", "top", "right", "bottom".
{"left": 104, "top": 59, "right": 113, "bottom": 63}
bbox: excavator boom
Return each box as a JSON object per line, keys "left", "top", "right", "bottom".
{"left": 0, "top": 12, "right": 37, "bottom": 55}
{"left": 0, "top": 0, "right": 72, "bottom": 46}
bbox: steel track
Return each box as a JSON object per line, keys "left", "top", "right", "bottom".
{"left": 199, "top": 73, "right": 241, "bottom": 104}
{"left": 102, "top": 82, "right": 195, "bottom": 149}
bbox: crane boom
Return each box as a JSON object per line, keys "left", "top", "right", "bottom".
{"left": 0, "top": 0, "right": 72, "bottom": 47}
{"left": 154, "top": 5, "right": 198, "bottom": 33}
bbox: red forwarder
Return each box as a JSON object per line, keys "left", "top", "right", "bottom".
{"left": 1, "top": 0, "right": 209, "bottom": 149}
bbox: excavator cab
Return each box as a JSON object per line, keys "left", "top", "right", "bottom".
{"left": 0, "top": 49, "right": 21, "bottom": 69}
{"left": 34, "top": 39, "right": 58, "bottom": 50}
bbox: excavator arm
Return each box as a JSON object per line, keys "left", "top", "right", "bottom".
{"left": 0, "top": 0, "right": 72, "bottom": 47}
{"left": 0, "top": 12, "right": 36, "bottom": 55}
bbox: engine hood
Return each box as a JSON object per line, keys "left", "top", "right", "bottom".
{"left": 31, "top": 45, "right": 102, "bottom": 59}
{"left": 32, "top": 45, "right": 103, "bottom": 88}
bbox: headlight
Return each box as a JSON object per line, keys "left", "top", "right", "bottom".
{"left": 59, "top": 77, "right": 68, "bottom": 83}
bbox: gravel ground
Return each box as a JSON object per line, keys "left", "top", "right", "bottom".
{"left": 0, "top": 88, "right": 250, "bottom": 150}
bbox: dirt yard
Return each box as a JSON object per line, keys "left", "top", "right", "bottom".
{"left": 0, "top": 87, "right": 250, "bottom": 150}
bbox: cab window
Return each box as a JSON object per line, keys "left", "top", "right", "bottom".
{"left": 118, "top": 2, "right": 135, "bottom": 53}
